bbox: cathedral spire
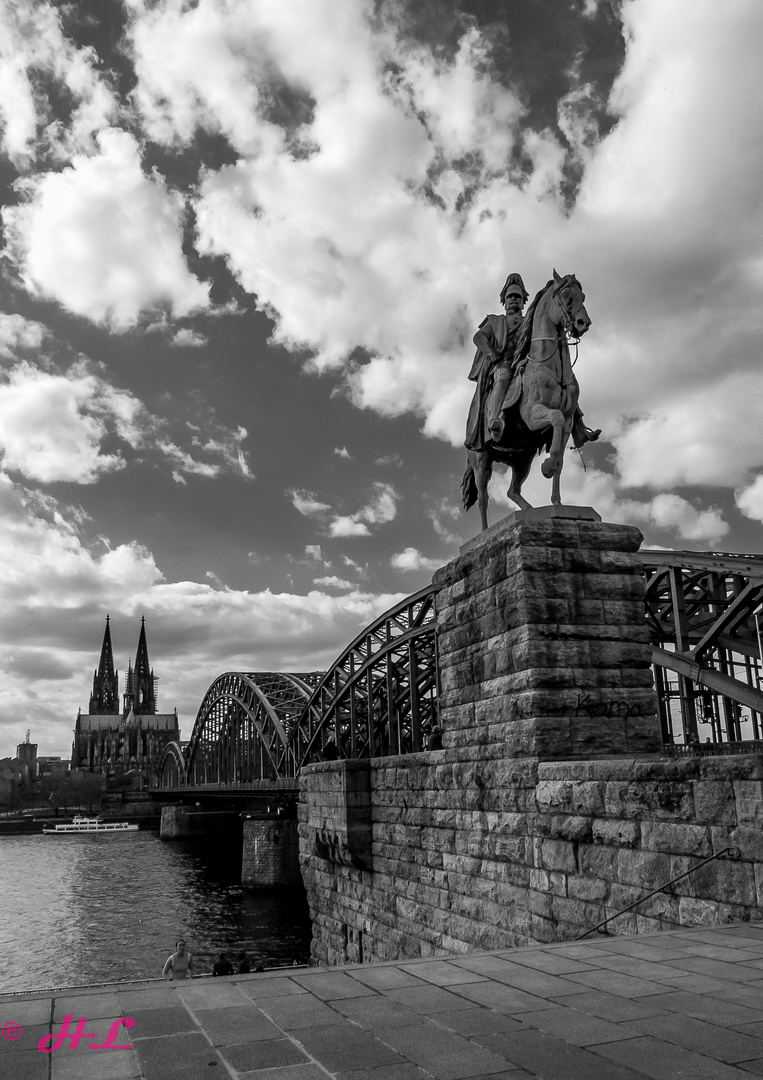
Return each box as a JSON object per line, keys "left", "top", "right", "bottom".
{"left": 126, "top": 616, "right": 156, "bottom": 715}
{"left": 89, "top": 615, "right": 119, "bottom": 714}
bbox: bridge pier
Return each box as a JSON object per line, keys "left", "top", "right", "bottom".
{"left": 159, "top": 805, "right": 241, "bottom": 839}
{"left": 241, "top": 815, "right": 301, "bottom": 886}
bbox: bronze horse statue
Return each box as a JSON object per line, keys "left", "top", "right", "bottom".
{"left": 462, "top": 271, "right": 592, "bottom": 530}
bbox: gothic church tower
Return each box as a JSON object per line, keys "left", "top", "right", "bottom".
{"left": 73, "top": 616, "right": 178, "bottom": 787}
{"left": 124, "top": 616, "right": 157, "bottom": 715}
{"left": 88, "top": 615, "right": 119, "bottom": 714}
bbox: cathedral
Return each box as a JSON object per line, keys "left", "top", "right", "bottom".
{"left": 71, "top": 617, "right": 180, "bottom": 788}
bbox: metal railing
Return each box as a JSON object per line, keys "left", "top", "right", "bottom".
{"left": 664, "top": 741, "right": 763, "bottom": 757}
{"left": 576, "top": 846, "right": 741, "bottom": 940}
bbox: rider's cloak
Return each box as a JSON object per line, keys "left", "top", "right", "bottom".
{"left": 464, "top": 313, "right": 522, "bottom": 452}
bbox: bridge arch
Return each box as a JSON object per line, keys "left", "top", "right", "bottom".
{"left": 185, "top": 671, "right": 322, "bottom": 784}
{"left": 291, "top": 584, "right": 438, "bottom": 765}
{"left": 158, "top": 740, "right": 187, "bottom": 787}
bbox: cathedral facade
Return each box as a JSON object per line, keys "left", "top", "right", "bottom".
{"left": 72, "top": 617, "right": 180, "bottom": 788}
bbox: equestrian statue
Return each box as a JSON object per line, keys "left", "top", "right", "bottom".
{"left": 462, "top": 270, "right": 599, "bottom": 530}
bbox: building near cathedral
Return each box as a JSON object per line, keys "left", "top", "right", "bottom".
{"left": 72, "top": 617, "right": 179, "bottom": 788}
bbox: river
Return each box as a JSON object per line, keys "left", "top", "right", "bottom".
{"left": 0, "top": 831, "right": 312, "bottom": 993}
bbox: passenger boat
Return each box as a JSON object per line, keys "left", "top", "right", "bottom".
{"left": 42, "top": 815, "right": 139, "bottom": 834}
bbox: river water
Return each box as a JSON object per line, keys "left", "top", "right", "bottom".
{"left": 0, "top": 832, "right": 312, "bottom": 993}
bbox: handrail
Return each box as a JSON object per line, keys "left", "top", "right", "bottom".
{"left": 576, "top": 846, "right": 741, "bottom": 940}
{"left": 664, "top": 741, "right": 763, "bottom": 757}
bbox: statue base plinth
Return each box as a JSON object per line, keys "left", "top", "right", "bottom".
{"left": 460, "top": 505, "right": 602, "bottom": 556}
{"left": 434, "top": 511, "right": 660, "bottom": 759}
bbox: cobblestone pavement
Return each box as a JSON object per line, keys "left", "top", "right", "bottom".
{"left": 3, "top": 924, "right": 763, "bottom": 1080}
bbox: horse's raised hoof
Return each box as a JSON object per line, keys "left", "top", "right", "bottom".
{"left": 541, "top": 457, "right": 556, "bottom": 479}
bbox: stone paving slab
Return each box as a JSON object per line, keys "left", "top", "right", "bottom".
{"left": 2, "top": 925, "right": 763, "bottom": 1079}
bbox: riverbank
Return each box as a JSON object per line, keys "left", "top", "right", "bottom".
{"left": 2, "top": 924, "right": 763, "bottom": 1080}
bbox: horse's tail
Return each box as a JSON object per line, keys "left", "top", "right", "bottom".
{"left": 461, "top": 463, "right": 477, "bottom": 511}
{"left": 461, "top": 455, "right": 492, "bottom": 512}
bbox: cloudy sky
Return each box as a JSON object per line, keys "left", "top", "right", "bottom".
{"left": 1, "top": 0, "right": 762, "bottom": 760}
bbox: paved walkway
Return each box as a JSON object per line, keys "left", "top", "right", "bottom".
{"left": 3, "top": 924, "right": 763, "bottom": 1080}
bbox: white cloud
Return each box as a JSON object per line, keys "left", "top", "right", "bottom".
{"left": 737, "top": 475, "right": 763, "bottom": 524}
{"left": 391, "top": 547, "right": 441, "bottom": 572}
{"left": 359, "top": 482, "right": 399, "bottom": 524}
{"left": 304, "top": 545, "right": 324, "bottom": 562}
{"left": 487, "top": 456, "right": 728, "bottom": 547}
{"left": 329, "top": 517, "right": 371, "bottom": 538}
{"left": 0, "top": 356, "right": 254, "bottom": 487}
{"left": 428, "top": 501, "right": 462, "bottom": 547}
{"left": 196, "top": 426, "right": 253, "bottom": 479}
{"left": 171, "top": 328, "right": 208, "bottom": 348}
{"left": 0, "top": 0, "right": 118, "bottom": 165}
{"left": 290, "top": 489, "right": 332, "bottom": 517}
{"left": 609, "top": 371, "right": 763, "bottom": 490}
{"left": 397, "top": 24, "right": 522, "bottom": 175}
{"left": 334, "top": 446, "right": 351, "bottom": 459}
{"left": 0, "top": 361, "right": 141, "bottom": 483}
{"left": 0, "top": 473, "right": 162, "bottom": 611}
{"left": 0, "top": 313, "right": 47, "bottom": 359}
{"left": 341, "top": 555, "right": 366, "bottom": 576}
{"left": 313, "top": 575, "right": 355, "bottom": 590}
{"left": 3, "top": 129, "right": 210, "bottom": 329}
{"left": 328, "top": 482, "right": 399, "bottom": 537}
{"left": 125, "top": 0, "right": 282, "bottom": 156}
{"left": 159, "top": 441, "right": 219, "bottom": 482}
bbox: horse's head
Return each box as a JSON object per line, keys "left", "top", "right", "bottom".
{"left": 552, "top": 269, "right": 591, "bottom": 339}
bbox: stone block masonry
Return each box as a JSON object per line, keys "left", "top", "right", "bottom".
{"left": 299, "top": 508, "right": 763, "bottom": 964}
{"left": 300, "top": 751, "right": 763, "bottom": 965}
{"left": 241, "top": 816, "right": 301, "bottom": 886}
{"left": 433, "top": 507, "right": 659, "bottom": 760}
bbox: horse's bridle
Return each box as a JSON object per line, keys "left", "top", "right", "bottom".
{"left": 529, "top": 277, "right": 586, "bottom": 365}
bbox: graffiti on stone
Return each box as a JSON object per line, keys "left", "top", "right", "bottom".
{"left": 575, "top": 693, "right": 643, "bottom": 719}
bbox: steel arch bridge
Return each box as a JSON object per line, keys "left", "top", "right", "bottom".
{"left": 160, "top": 586, "right": 438, "bottom": 786}
{"left": 159, "top": 550, "right": 763, "bottom": 788}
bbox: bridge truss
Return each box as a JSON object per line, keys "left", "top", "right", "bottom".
{"left": 161, "top": 586, "right": 438, "bottom": 786}
{"left": 159, "top": 551, "right": 763, "bottom": 787}
{"left": 643, "top": 551, "right": 763, "bottom": 747}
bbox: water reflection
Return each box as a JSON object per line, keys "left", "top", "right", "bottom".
{"left": 0, "top": 833, "right": 311, "bottom": 992}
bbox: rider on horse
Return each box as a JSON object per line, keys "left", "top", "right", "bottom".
{"left": 465, "top": 273, "right": 601, "bottom": 453}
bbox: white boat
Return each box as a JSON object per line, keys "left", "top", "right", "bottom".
{"left": 42, "top": 815, "right": 139, "bottom": 834}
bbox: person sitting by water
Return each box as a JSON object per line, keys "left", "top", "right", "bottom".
{"left": 237, "top": 951, "right": 251, "bottom": 974}
{"left": 212, "top": 952, "right": 235, "bottom": 976}
{"left": 162, "top": 939, "right": 193, "bottom": 980}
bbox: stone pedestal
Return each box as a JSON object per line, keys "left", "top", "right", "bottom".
{"left": 432, "top": 506, "right": 660, "bottom": 759}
